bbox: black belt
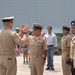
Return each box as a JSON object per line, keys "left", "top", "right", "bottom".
{"left": 47, "top": 45, "right": 54, "bottom": 47}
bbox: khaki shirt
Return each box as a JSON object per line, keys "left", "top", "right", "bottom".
{"left": 0, "top": 28, "right": 24, "bottom": 56}
{"left": 70, "top": 36, "right": 75, "bottom": 68}
{"left": 61, "top": 34, "right": 72, "bottom": 52}
{"left": 28, "top": 36, "right": 48, "bottom": 57}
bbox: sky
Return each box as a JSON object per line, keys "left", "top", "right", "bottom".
{"left": 0, "top": 0, "right": 75, "bottom": 33}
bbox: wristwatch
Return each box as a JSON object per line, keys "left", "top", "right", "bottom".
{"left": 23, "top": 32, "right": 28, "bottom": 34}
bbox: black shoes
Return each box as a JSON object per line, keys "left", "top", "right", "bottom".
{"left": 46, "top": 67, "right": 50, "bottom": 70}
{"left": 23, "top": 61, "right": 28, "bottom": 64}
{"left": 23, "top": 61, "right": 25, "bottom": 64}
{"left": 46, "top": 67, "right": 55, "bottom": 70}
{"left": 51, "top": 68, "right": 55, "bottom": 70}
{"left": 26, "top": 61, "right": 28, "bottom": 63}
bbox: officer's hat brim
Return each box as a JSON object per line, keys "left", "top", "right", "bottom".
{"left": 62, "top": 25, "right": 70, "bottom": 31}
{"left": 33, "top": 23, "right": 43, "bottom": 30}
{"left": 33, "top": 26, "right": 42, "bottom": 30}
{"left": 1, "top": 16, "right": 14, "bottom": 22}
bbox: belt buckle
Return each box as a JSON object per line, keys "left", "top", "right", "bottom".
{"left": 33, "top": 55, "right": 35, "bottom": 58}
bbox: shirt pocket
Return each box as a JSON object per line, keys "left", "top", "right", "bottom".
{"left": 61, "top": 39, "right": 67, "bottom": 48}
{"left": 36, "top": 41, "right": 42, "bottom": 46}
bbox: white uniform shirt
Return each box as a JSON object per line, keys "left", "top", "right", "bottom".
{"left": 44, "top": 32, "right": 58, "bottom": 47}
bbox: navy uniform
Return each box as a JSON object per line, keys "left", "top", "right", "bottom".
{"left": 28, "top": 23, "right": 48, "bottom": 75}
{"left": 0, "top": 17, "right": 26, "bottom": 75}
{"left": 61, "top": 26, "right": 72, "bottom": 75}
{"left": 70, "top": 21, "right": 75, "bottom": 75}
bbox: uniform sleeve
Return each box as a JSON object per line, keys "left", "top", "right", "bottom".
{"left": 54, "top": 34, "right": 58, "bottom": 47}
{"left": 11, "top": 32, "right": 24, "bottom": 47}
{"left": 72, "top": 37, "right": 75, "bottom": 44}
{"left": 42, "top": 38, "right": 48, "bottom": 51}
{"left": 44, "top": 34, "right": 47, "bottom": 42}
{"left": 70, "top": 40, "right": 75, "bottom": 59}
{"left": 66, "top": 36, "right": 72, "bottom": 47}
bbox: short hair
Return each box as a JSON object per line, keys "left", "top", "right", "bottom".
{"left": 47, "top": 26, "right": 52, "bottom": 30}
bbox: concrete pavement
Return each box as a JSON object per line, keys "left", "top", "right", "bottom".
{"left": 16, "top": 54, "right": 63, "bottom": 75}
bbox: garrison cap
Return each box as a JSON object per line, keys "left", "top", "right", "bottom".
{"left": 62, "top": 25, "right": 70, "bottom": 31}
{"left": 1, "top": 16, "right": 14, "bottom": 22}
{"left": 33, "top": 23, "right": 43, "bottom": 30}
{"left": 71, "top": 20, "right": 75, "bottom": 26}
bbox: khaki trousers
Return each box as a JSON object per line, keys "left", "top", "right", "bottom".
{"left": 62, "top": 51, "right": 71, "bottom": 75}
{"left": 0, "top": 55, "right": 17, "bottom": 75}
{"left": 30, "top": 56, "right": 44, "bottom": 75}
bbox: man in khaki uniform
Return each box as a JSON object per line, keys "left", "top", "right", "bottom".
{"left": 27, "top": 23, "right": 48, "bottom": 75}
{"left": 70, "top": 21, "right": 75, "bottom": 75}
{"left": 0, "top": 16, "right": 27, "bottom": 75}
{"left": 61, "top": 26, "right": 72, "bottom": 75}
